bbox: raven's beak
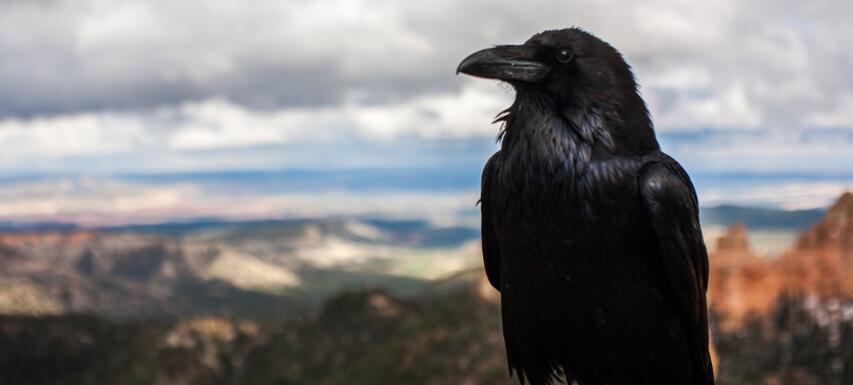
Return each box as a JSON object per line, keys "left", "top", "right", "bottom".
{"left": 456, "top": 45, "right": 548, "bottom": 82}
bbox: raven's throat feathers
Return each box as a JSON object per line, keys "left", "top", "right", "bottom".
{"left": 496, "top": 92, "right": 595, "bottom": 178}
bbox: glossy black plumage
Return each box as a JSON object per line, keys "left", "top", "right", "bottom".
{"left": 462, "top": 29, "right": 714, "bottom": 385}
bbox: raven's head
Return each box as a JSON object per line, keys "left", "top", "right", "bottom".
{"left": 457, "top": 28, "right": 658, "bottom": 155}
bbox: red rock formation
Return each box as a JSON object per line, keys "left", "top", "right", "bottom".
{"left": 708, "top": 225, "right": 778, "bottom": 330}
{"left": 775, "top": 191, "right": 853, "bottom": 298}
{"left": 708, "top": 192, "right": 853, "bottom": 330}
{"left": 715, "top": 224, "right": 751, "bottom": 252}
{"left": 795, "top": 191, "right": 853, "bottom": 256}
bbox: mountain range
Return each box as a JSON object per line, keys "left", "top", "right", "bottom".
{"left": 0, "top": 218, "right": 482, "bottom": 319}
{"left": 0, "top": 193, "right": 851, "bottom": 385}
{"left": 0, "top": 202, "right": 826, "bottom": 320}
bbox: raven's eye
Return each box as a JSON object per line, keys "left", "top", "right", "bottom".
{"left": 556, "top": 50, "right": 573, "bottom": 64}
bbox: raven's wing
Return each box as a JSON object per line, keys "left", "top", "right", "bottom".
{"left": 639, "top": 158, "right": 714, "bottom": 385}
{"left": 481, "top": 152, "right": 501, "bottom": 291}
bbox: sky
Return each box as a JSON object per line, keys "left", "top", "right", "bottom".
{"left": 0, "top": 0, "right": 852, "bottom": 224}
{"left": 1, "top": 0, "right": 852, "bottom": 176}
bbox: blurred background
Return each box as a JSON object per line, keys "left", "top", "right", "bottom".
{"left": 0, "top": 1, "right": 851, "bottom": 384}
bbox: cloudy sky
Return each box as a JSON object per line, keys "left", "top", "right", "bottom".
{"left": 2, "top": 0, "right": 853, "bottom": 176}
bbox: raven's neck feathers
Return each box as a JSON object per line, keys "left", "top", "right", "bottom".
{"left": 496, "top": 88, "right": 659, "bottom": 170}
{"left": 497, "top": 91, "right": 593, "bottom": 178}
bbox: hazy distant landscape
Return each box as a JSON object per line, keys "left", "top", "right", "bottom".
{"left": 0, "top": 167, "right": 840, "bottom": 320}
{"left": 1, "top": 168, "right": 849, "bottom": 228}
{"left": 1, "top": 191, "right": 852, "bottom": 385}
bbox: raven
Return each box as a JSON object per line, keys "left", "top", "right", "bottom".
{"left": 457, "top": 28, "right": 714, "bottom": 385}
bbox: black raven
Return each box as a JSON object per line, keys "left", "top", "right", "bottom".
{"left": 457, "top": 28, "right": 714, "bottom": 385}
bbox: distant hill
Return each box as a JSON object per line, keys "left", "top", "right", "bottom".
{"left": 0, "top": 202, "right": 823, "bottom": 235}
{"left": 0, "top": 218, "right": 480, "bottom": 319}
{"left": 700, "top": 205, "right": 825, "bottom": 230}
{"left": 0, "top": 221, "right": 79, "bottom": 232}
{"left": 1, "top": 192, "right": 852, "bottom": 384}
{"left": 0, "top": 195, "right": 844, "bottom": 321}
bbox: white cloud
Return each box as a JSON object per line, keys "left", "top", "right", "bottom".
{"left": 0, "top": 113, "right": 147, "bottom": 157}
{"left": 698, "top": 181, "right": 853, "bottom": 210}
{"left": 664, "top": 130, "right": 853, "bottom": 174}
{"left": 807, "top": 94, "right": 853, "bottom": 128}
{"left": 346, "top": 81, "right": 510, "bottom": 140}
{"left": 0, "top": 0, "right": 852, "bottom": 174}
{"left": 651, "top": 85, "right": 764, "bottom": 130}
{"left": 0, "top": 81, "right": 509, "bottom": 158}
{"left": 644, "top": 66, "right": 712, "bottom": 91}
